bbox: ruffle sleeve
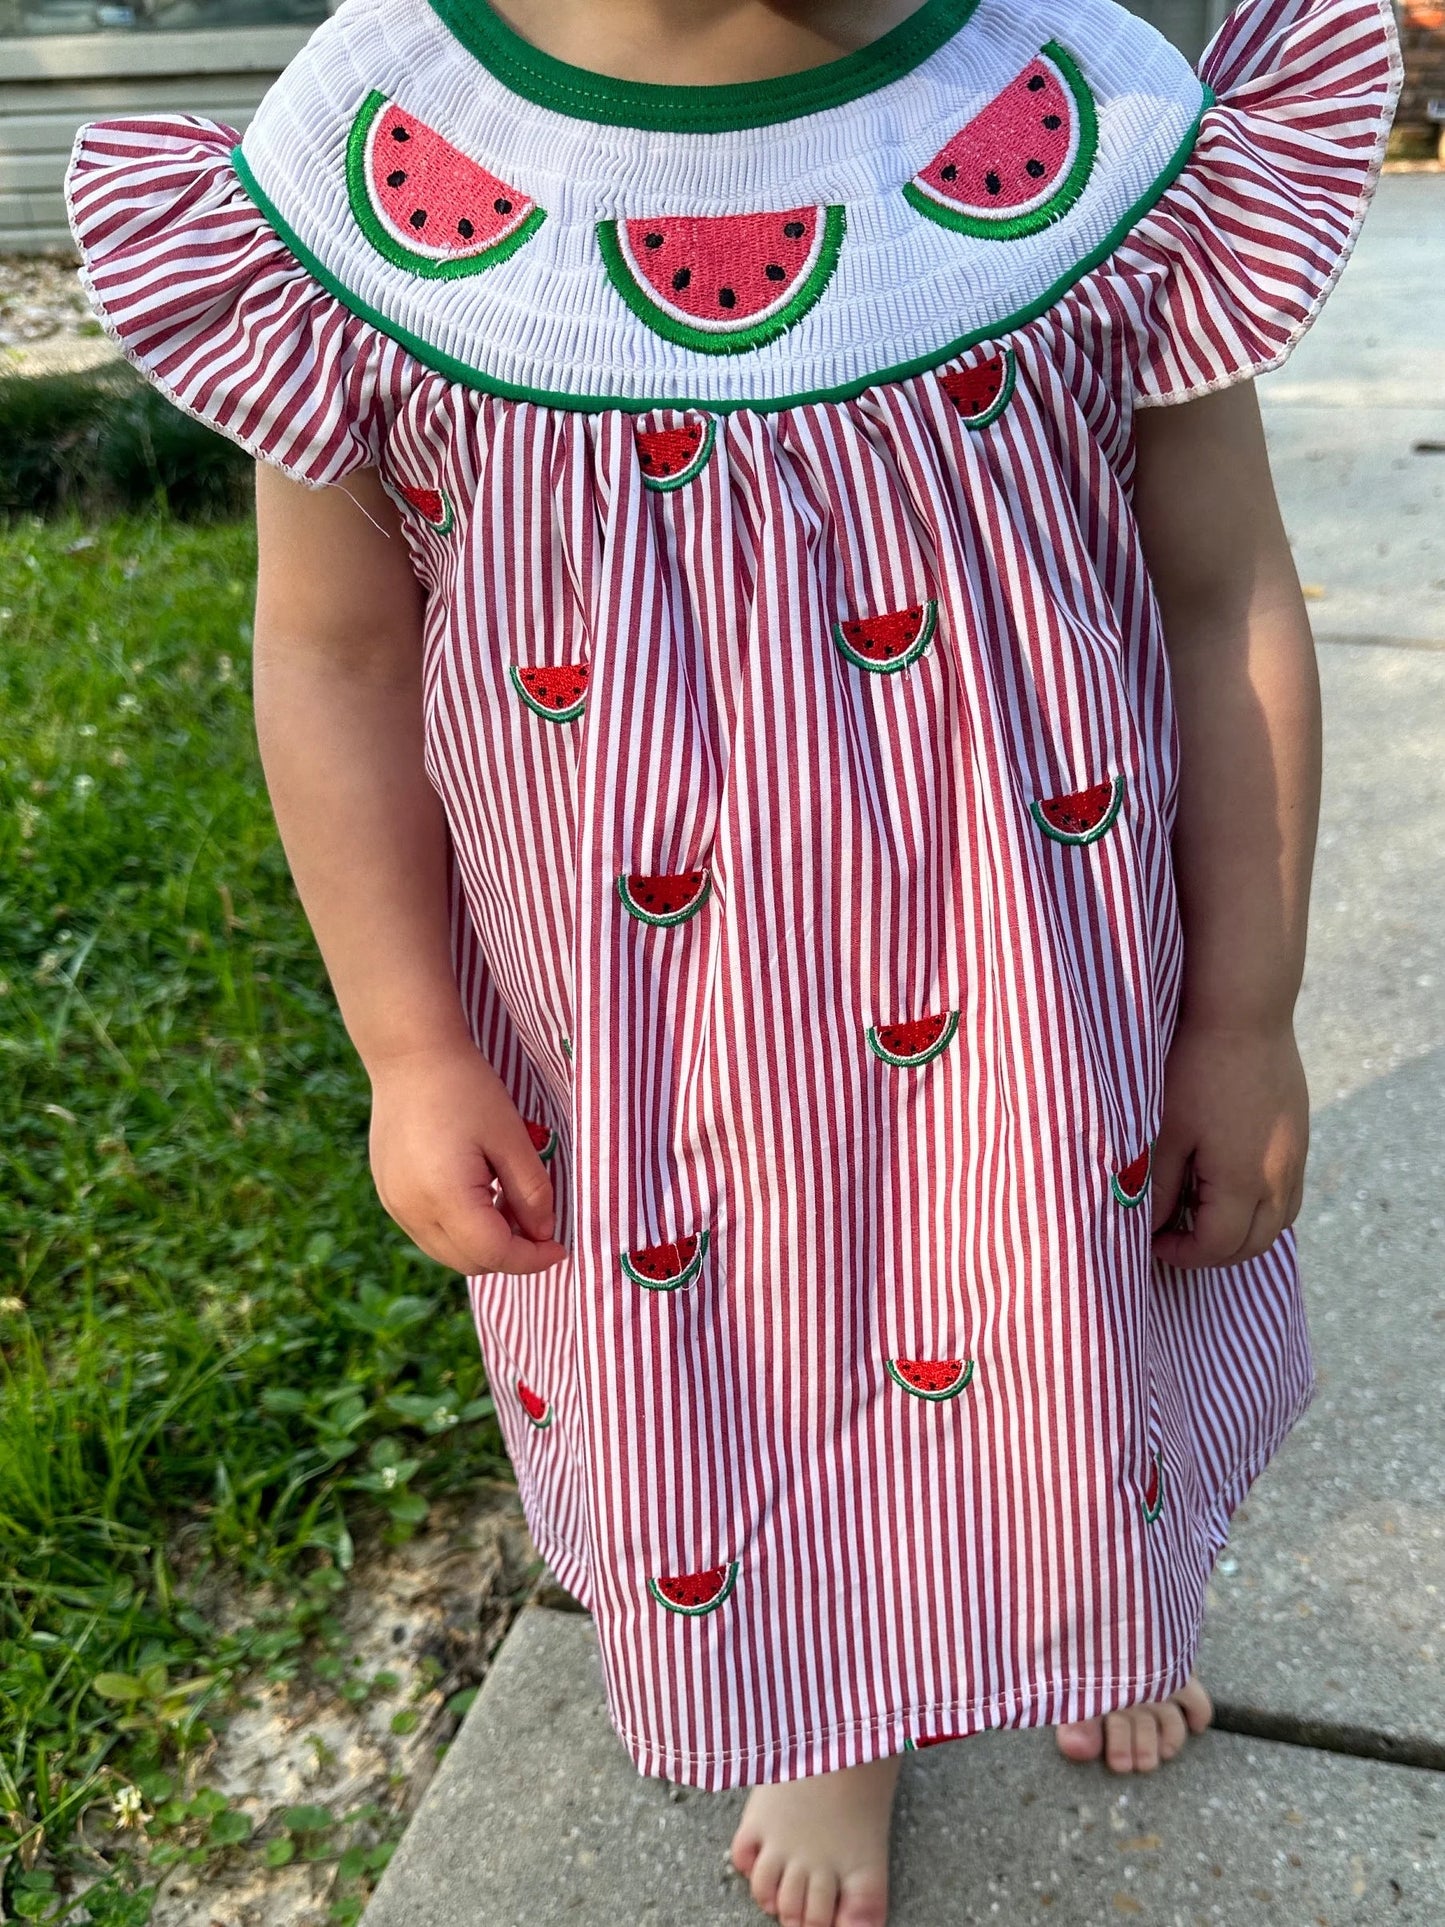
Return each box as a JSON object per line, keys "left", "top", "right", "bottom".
{"left": 1105, "top": 0, "right": 1402, "bottom": 406}
{"left": 64, "top": 116, "right": 414, "bottom": 488}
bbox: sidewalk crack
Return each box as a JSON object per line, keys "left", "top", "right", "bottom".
{"left": 1213, "top": 1702, "right": 1445, "bottom": 1773}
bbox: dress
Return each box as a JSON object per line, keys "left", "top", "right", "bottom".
{"left": 66, "top": 0, "right": 1399, "bottom": 1789}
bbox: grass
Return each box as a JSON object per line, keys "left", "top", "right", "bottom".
{"left": 0, "top": 373, "right": 252, "bottom": 522}
{"left": 0, "top": 510, "right": 512, "bottom": 1924}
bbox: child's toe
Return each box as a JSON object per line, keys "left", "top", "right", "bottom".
{"left": 1155, "top": 1699, "right": 1188, "bottom": 1759}
{"left": 802, "top": 1869, "right": 840, "bottom": 1927}
{"left": 1054, "top": 1716, "right": 1104, "bottom": 1763}
{"left": 1104, "top": 1712, "right": 1138, "bottom": 1773}
{"left": 750, "top": 1850, "right": 786, "bottom": 1915}
{"left": 1178, "top": 1676, "right": 1214, "bottom": 1733}
{"left": 731, "top": 1826, "right": 763, "bottom": 1879}
{"left": 776, "top": 1862, "right": 810, "bottom": 1927}
{"left": 1128, "top": 1711, "right": 1161, "bottom": 1772}
{"left": 837, "top": 1868, "right": 889, "bottom": 1927}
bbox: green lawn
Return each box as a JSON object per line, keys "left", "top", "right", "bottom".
{"left": 0, "top": 512, "right": 509, "bottom": 1924}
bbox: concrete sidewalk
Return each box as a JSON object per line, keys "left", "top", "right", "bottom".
{"left": 360, "top": 179, "right": 1445, "bottom": 1924}
{"left": 1258, "top": 174, "right": 1445, "bottom": 649}
{"left": 369, "top": 1605, "right": 1443, "bottom": 1927}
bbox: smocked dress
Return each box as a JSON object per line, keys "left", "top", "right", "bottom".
{"left": 66, "top": 0, "right": 1400, "bottom": 1789}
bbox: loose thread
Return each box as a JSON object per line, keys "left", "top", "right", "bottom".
{"left": 333, "top": 479, "right": 392, "bottom": 537}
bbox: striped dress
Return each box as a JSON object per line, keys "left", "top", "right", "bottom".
{"left": 67, "top": 0, "right": 1399, "bottom": 1789}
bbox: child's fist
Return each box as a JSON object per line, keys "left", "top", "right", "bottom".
{"left": 1149, "top": 1021, "right": 1309, "bottom": 1271}
{"left": 367, "top": 1042, "right": 568, "bottom": 1276}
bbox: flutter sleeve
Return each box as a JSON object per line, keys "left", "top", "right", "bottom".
{"left": 65, "top": 116, "right": 412, "bottom": 487}
{"left": 1105, "top": 0, "right": 1402, "bottom": 406}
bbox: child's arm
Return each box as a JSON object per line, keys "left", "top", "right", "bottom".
{"left": 252, "top": 463, "right": 567, "bottom": 1275}
{"left": 1131, "top": 382, "right": 1317, "bottom": 1269}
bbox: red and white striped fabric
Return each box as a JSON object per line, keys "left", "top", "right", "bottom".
{"left": 66, "top": 0, "right": 1396, "bottom": 1788}
{"left": 1108, "top": 0, "right": 1403, "bottom": 400}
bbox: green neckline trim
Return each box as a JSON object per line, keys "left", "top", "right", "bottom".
{"left": 427, "top": 0, "right": 981, "bottom": 133}
{"left": 228, "top": 85, "right": 1211, "bottom": 418}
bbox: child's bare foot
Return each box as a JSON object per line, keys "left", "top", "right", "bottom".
{"left": 729, "top": 1753, "right": 901, "bottom": 1927}
{"left": 1055, "top": 1675, "right": 1213, "bottom": 1772}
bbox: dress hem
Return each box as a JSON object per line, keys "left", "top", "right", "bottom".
{"left": 611, "top": 1653, "right": 1197, "bottom": 1788}
{"left": 602, "top": 1395, "right": 1314, "bottom": 1789}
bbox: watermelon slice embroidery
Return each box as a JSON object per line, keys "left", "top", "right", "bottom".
{"left": 903, "top": 43, "right": 1098, "bottom": 241}
{"left": 597, "top": 206, "right": 846, "bottom": 354}
{"left": 508, "top": 661, "right": 589, "bottom": 723}
{"left": 939, "top": 348, "right": 1017, "bottom": 429}
{"left": 1111, "top": 1144, "right": 1153, "bottom": 1208}
{"left": 903, "top": 1731, "right": 968, "bottom": 1751}
{"left": 620, "top": 1229, "right": 710, "bottom": 1292}
{"left": 397, "top": 481, "right": 455, "bottom": 533}
{"left": 617, "top": 868, "right": 712, "bottom": 927}
{"left": 833, "top": 600, "right": 938, "bottom": 675}
{"left": 1030, "top": 773, "right": 1126, "bottom": 845}
{"left": 885, "top": 1357, "right": 974, "bottom": 1401}
{"left": 647, "top": 1561, "right": 738, "bottom": 1616}
{"left": 636, "top": 417, "right": 717, "bottom": 491}
{"left": 866, "top": 1010, "right": 960, "bottom": 1068}
{"left": 1142, "top": 1450, "right": 1165, "bottom": 1524}
{"left": 559, "top": 1033, "right": 573, "bottom": 1062}
{"left": 346, "top": 90, "right": 546, "bottom": 278}
{"left": 517, "top": 1378, "right": 553, "bottom": 1430}
{"left": 525, "top": 1118, "right": 557, "bottom": 1165}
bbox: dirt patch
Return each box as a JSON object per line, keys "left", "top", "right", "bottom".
{"left": 138, "top": 1485, "right": 544, "bottom": 1927}
{"left": 0, "top": 253, "right": 92, "bottom": 348}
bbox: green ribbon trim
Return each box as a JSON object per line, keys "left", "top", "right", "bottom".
{"left": 426, "top": 0, "right": 982, "bottom": 133}
{"left": 228, "top": 83, "right": 1212, "bottom": 418}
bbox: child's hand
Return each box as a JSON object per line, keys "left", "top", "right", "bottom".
{"left": 368, "top": 1042, "right": 569, "bottom": 1275}
{"left": 1149, "top": 1022, "right": 1309, "bottom": 1270}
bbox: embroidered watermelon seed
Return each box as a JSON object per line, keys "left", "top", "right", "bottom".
{"left": 903, "top": 43, "right": 1098, "bottom": 240}
{"left": 617, "top": 869, "right": 711, "bottom": 927}
{"left": 508, "top": 662, "right": 589, "bottom": 722}
{"left": 398, "top": 481, "right": 455, "bottom": 532}
{"left": 517, "top": 1378, "right": 553, "bottom": 1429}
{"left": 636, "top": 417, "right": 717, "bottom": 490}
{"left": 647, "top": 1561, "right": 738, "bottom": 1616}
{"left": 1111, "top": 1144, "right": 1153, "bottom": 1208}
{"left": 939, "top": 348, "right": 1017, "bottom": 428}
{"left": 1030, "top": 773, "right": 1125, "bottom": 845}
{"left": 620, "top": 1229, "right": 709, "bottom": 1291}
{"left": 885, "top": 1357, "right": 974, "bottom": 1400}
{"left": 525, "top": 1118, "right": 557, "bottom": 1165}
{"left": 1142, "top": 1450, "right": 1165, "bottom": 1523}
{"left": 867, "top": 1010, "right": 959, "bottom": 1068}
{"left": 597, "top": 206, "right": 845, "bottom": 353}
{"left": 833, "top": 600, "right": 938, "bottom": 674}
{"left": 347, "top": 89, "right": 546, "bottom": 278}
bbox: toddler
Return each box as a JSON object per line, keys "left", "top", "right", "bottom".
{"left": 66, "top": 0, "right": 1400, "bottom": 1918}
